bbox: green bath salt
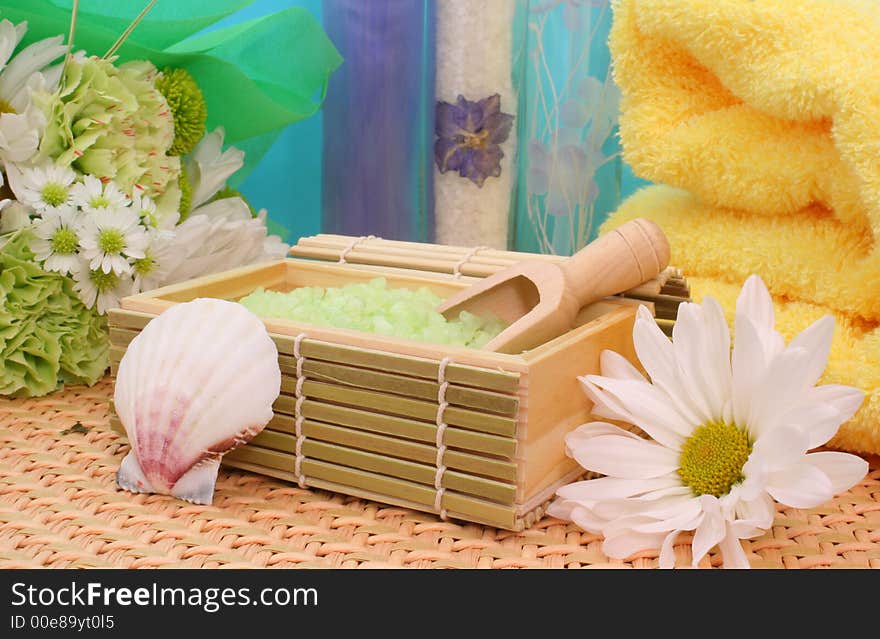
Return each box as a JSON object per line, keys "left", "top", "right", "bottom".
{"left": 239, "top": 278, "right": 506, "bottom": 348}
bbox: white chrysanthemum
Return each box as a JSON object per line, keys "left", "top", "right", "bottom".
{"left": 548, "top": 275, "right": 868, "bottom": 569}
{"left": 130, "top": 192, "right": 159, "bottom": 227}
{"left": 70, "top": 175, "right": 130, "bottom": 214}
{"left": 130, "top": 228, "right": 174, "bottom": 294}
{"left": 160, "top": 203, "right": 289, "bottom": 286}
{"left": 16, "top": 163, "right": 76, "bottom": 214}
{"left": 30, "top": 206, "right": 81, "bottom": 274}
{"left": 71, "top": 259, "right": 131, "bottom": 315}
{"left": 77, "top": 206, "right": 148, "bottom": 275}
{"left": 185, "top": 127, "right": 244, "bottom": 210}
{"left": 0, "top": 19, "right": 66, "bottom": 113}
{"left": 0, "top": 19, "right": 67, "bottom": 172}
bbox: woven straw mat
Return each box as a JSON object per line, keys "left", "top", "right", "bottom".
{"left": 1, "top": 378, "right": 879, "bottom": 569}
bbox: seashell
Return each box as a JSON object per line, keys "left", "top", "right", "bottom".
{"left": 114, "top": 298, "right": 281, "bottom": 504}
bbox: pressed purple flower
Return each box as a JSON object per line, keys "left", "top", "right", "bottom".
{"left": 434, "top": 94, "right": 515, "bottom": 187}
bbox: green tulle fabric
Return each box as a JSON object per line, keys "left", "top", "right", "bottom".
{"left": 0, "top": 0, "right": 343, "bottom": 180}
{"left": 0, "top": 231, "right": 108, "bottom": 397}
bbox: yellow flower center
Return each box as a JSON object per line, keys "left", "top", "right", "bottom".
{"left": 0, "top": 99, "right": 16, "bottom": 114}
{"left": 50, "top": 227, "right": 79, "bottom": 254}
{"left": 133, "top": 254, "right": 155, "bottom": 275}
{"left": 678, "top": 421, "right": 753, "bottom": 498}
{"left": 90, "top": 195, "right": 110, "bottom": 209}
{"left": 462, "top": 128, "right": 490, "bottom": 150}
{"left": 89, "top": 269, "right": 118, "bottom": 292}
{"left": 97, "top": 228, "right": 125, "bottom": 254}
{"left": 41, "top": 183, "right": 69, "bottom": 207}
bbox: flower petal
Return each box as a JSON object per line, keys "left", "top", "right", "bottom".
{"left": 783, "top": 315, "right": 835, "bottom": 390}
{"left": 578, "top": 375, "right": 635, "bottom": 423}
{"left": 731, "top": 314, "right": 766, "bottom": 427}
{"left": 555, "top": 476, "right": 679, "bottom": 503}
{"left": 779, "top": 402, "right": 848, "bottom": 449}
{"left": 569, "top": 433, "right": 680, "bottom": 479}
{"left": 659, "top": 529, "right": 681, "bottom": 569}
{"left": 601, "top": 529, "right": 667, "bottom": 561}
{"left": 765, "top": 462, "right": 833, "bottom": 509}
{"left": 632, "top": 306, "right": 703, "bottom": 425}
{"left": 804, "top": 451, "right": 868, "bottom": 494}
{"left": 600, "top": 348, "right": 646, "bottom": 382}
{"left": 563, "top": 421, "right": 642, "bottom": 458}
{"left": 748, "top": 347, "right": 821, "bottom": 436}
{"left": 672, "top": 301, "right": 728, "bottom": 421}
{"left": 565, "top": 503, "right": 608, "bottom": 533}
{"left": 752, "top": 425, "right": 809, "bottom": 472}
{"left": 580, "top": 375, "right": 690, "bottom": 448}
{"left": 691, "top": 495, "right": 725, "bottom": 567}
{"left": 594, "top": 486, "right": 693, "bottom": 523}
{"left": 735, "top": 275, "right": 784, "bottom": 361}
{"left": 718, "top": 532, "right": 750, "bottom": 569}
{"left": 808, "top": 384, "right": 864, "bottom": 425}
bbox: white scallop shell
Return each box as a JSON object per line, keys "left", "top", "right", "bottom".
{"left": 114, "top": 298, "right": 281, "bottom": 504}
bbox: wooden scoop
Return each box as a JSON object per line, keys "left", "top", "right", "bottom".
{"left": 437, "top": 218, "right": 670, "bottom": 354}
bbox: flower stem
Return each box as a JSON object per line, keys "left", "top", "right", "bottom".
{"left": 61, "top": 0, "right": 79, "bottom": 80}
{"left": 103, "top": 0, "right": 158, "bottom": 59}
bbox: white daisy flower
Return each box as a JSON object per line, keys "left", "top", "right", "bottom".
{"left": 77, "top": 207, "right": 148, "bottom": 275}
{"left": 130, "top": 228, "right": 174, "bottom": 294}
{"left": 185, "top": 127, "right": 244, "bottom": 209}
{"left": 130, "top": 192, "right": 158, "bottom": 227}
{"left": 71, "top": 260, "right": 132, "bottom": 315}
{"left": 0, "top": 19, "right": 66, "bottom": 114}
{"left": 70, "top": 175, "right": 131, "bottom": 214}
{"left": 0, "top": 19, "right": 66, "bottom": 172}
{"left": 30, "top": 206, "right": 81, "bottom": 274}
{"left": 16, "top": 163, "right": 76, "bottom": 214}
{"left": 548, "top": 275, "right": 868, "bottom": 569}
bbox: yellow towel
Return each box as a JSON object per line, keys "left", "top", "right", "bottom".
{"left": 602, "top": 187, "right": 880, "bottom": 456}
{"left": 610, "top": 0, "right": 880, "bottom": 242}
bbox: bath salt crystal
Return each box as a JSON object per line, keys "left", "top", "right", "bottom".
{"left": 435, "top": 0, "right": 517, "bottom": 249}
{"left": 239, "top": 278, "right": 506, "bottom": 349}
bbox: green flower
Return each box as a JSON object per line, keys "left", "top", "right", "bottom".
{"left": 0, "top": 231, "right": 108, "bottom": 397}
{"left": 155, "top": 67, "right": 207, "bottom": 156}
{"left": 34, "top": 57, "right": 180, "bottom": 201}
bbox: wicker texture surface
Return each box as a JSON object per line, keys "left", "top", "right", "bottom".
{"left": 1, "top": 379, "right": 879, "bottom": 569}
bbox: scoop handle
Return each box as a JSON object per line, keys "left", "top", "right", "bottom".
{"left": 558, "top": 218, "right": 671, "bottom": 307}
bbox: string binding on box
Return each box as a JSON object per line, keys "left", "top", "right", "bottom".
{"left": 293, "top": 332, "right": 308, "bottom": 489}
{"left": 452, "top": 245, "right": 488, "bottom": 279}
{"left": 338, "top": 235, "right": 378, "bottom": 264}
{"left": 434, "top": 356, "right": 452, "bottom": 520}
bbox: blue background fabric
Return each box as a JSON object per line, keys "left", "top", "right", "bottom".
{"left": 216, "top": 0, "right": 647, "bottom": 246}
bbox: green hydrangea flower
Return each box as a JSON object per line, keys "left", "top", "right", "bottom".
{"left": 35, "top": 57, "right": 180, "bottom": 201}
{"left": 155, "top": 67, "right": 207, "bottom": 156}
{"left": 0, "top": 231, "right": 108, "bottom": 397}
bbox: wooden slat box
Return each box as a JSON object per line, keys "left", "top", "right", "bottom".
{"left": 108, "top": 258, "right": 645, "bottom": 530}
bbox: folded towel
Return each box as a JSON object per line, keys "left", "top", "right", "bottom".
{"left": 605, "top": 186, "right": 880, "bottom": 323}
{"left": 610, "top": 0, "right": 880, "bottom": 242}
{"left": 602, "top": 187, "right": 880, "bottom": 455}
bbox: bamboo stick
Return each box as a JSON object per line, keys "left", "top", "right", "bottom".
{"left": 226, "top": 457, "right": 524, "bottom": 530}
{"left": 281, "top": 380, "right": 518, "bottom": 440}
{"left": 279, "top": 360, "right": 518, "bottom": 416}
{"left": 291, "top": 234, "right": 680, "bottom": 297}
{"left": 221, "top": 446, "right": 517, "bottom": 529}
